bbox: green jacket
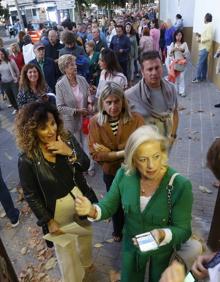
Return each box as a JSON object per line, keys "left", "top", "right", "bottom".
{"left": 97, "top": 167, "right": 193, "bottom": 280}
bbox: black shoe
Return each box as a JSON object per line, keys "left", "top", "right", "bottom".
{"left": 214, "top": 103, "right": 220, "bottom": 108}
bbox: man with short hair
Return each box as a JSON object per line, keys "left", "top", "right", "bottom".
{"left": 192, "top": 13, "right": 214, "bottom": 83}
{"left": 110, "top": 25, "right": 131, "bottom": 78}
{"left": 91, "top": 27, "right": 107, "bottom": 52}
{"left": 29, "top": 42, "right": 58, "bottom": 93}
{"left": 125, "top": 51, "right": 179, "bottom": 144}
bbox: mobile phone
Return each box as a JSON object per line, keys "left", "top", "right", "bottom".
{"left": 184, "top": 271, "right": 197, "bottom": 282}
{"left": 135, "top": 232, "right": 159, "bottom": 252}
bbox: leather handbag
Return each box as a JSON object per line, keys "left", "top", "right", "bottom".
{"left": 166, "top": 173, "right": 203, "bottom": 272}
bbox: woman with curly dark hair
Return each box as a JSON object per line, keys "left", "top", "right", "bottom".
{"left": 96, "top": 48, "right": 127, "bottom": 98}
{"left": 15, "top": 101, "right": 97, "bottom": 282}
{"left": 17, "top": 63, "right": 55, "bottom": 108}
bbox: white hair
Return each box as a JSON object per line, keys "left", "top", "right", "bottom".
{"left": 122, "top": 125, "right": 168, "bottom": 175}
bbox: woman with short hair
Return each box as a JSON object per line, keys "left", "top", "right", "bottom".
{"left": 76, "top": 125, "right": 193, "bottom": 282}
{"left": 88, "top": 82, "right": 144, "bottom": 241}
{"left": 56, "top": 54, "right": 95, "bottom": 176}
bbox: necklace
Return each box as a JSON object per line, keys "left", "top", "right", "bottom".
{"left": 140, "top": 179, "right": 159, "bottom": 197}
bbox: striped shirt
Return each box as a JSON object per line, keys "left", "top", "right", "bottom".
{"left": 109, "top": 119, "right": 119, "bottom": 135}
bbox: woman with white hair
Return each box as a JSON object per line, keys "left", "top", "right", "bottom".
{"left": 76, "top": 125, "right": 193, "bottom": 282}
{"left": 56, "top": 54, "right": 95, "bottom": 176}
{"left": 88, "top": 82, "right": 144, "bottom": 241}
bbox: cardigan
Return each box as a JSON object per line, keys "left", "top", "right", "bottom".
{"left": 88, "top": 112, "right": 144, "bottom": 175}
{"left": 56, "top": 74, "right": 89, "bottom": 134}
{"left": 98, "top": 166, "right": 192, "bottom": 254}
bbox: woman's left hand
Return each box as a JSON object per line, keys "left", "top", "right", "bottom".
{"left": 159, "top": 261, "right": 185, "bottom": 282}
{"left": 46, "top": 136, "right": 73, "bottom": 156}
{"left": 151, "top": 229, "right": 166, "bottom": 244}
{"left": 93, "top": 143, "right": 111, "bottom": 152}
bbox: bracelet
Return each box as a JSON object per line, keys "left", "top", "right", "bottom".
{"left": 171, "top": 134, "right": 177, "bottom": 139}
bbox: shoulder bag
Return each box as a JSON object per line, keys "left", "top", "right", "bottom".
{"left": 167, "top": 173, "right": 203, "bottom": 273}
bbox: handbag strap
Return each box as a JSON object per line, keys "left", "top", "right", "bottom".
{"left": 166, "top": 173, "right": 179, "bottom": 224}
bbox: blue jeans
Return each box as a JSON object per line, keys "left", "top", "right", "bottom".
{"left": 196, "top": 49, "right": 209, "bottom": 81}
{"left": 0, "top": 167, "right": 19, "bottom": 223}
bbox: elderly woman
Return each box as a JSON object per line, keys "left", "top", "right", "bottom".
{"left": 15, "top": 102, "right": 96, "bottom": 282}
{"left": 76, "top": 125, "right": 193, "bottom": 282}
{"left": 17, "top": 63, "right": 54, "bottom": 108}
{"left": 56, "top": 54, "right": 95, "bottom": 176}
{"left": 88, "top": 82, "right": 144, "bottom": 241}
{"left": 85, "top": 40, "right": 100, "bottom": 86}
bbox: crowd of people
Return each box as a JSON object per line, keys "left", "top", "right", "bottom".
{"left": 0, "top": 8, "right": 219, "bottom": 282}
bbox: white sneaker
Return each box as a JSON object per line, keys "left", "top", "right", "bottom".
{"left": 12, "top": 109, "right": 17, "bottom": 115}
{"left": 11, "top": 211, "right": 20, "bottom": 228}
{"left": 7, "top": 104, "right": 12, "bottom": 108}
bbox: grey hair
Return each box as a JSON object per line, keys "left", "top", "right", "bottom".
{"left": 122, "top": 125, "right": 168, "bottom": 175}
{"left": 97, "top": 81, "right": 132, "bottom": 126}
{"left": 58, "top": 54, "right": 76, "bottom": 74}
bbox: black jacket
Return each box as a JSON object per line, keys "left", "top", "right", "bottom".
{"left": 18, "top": 134, "right": 90, "bottom": 226}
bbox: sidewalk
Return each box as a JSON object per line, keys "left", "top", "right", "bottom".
{"left": 1, "top": 62, "right": 220, "bottom": 281}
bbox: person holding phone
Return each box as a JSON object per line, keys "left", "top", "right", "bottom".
{"left": 76, "top": 125, "right": 193, "bottom": 282}
{"left": 15, "top": 101, "right": 95, "bottom": 282}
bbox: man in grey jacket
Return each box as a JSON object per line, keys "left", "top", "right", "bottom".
{"left": 125, "top": 51, "right": 179, "bottom": 145}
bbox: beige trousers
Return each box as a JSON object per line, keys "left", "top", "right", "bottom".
{"left": 54, "top": 187, "right": 92, "bottom": 282}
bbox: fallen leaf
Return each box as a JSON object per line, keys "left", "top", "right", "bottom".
{"left": 21, "top": 247, "right": 28, "bottom": 255}
{"left": 94, "top": 243, "right": 104, "bottom": 248}
{"left": 106, "top": 239, "right": 114, "bottom": 243}
{"left": 199, "top": 186, "right": 213, "bottom": 194}
{"left": 44, "top": 257, "right": 57, "bottom": 270}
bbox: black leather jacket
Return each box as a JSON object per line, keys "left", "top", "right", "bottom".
{"left": 18, "top": 134, "right": 90, "bottom": 226}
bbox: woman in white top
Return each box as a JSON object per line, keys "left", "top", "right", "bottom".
{"left": 0, "top": 48, "right": 19, "bottom": 113}
{"left": 22, "top": 35, "right": 35, "bottom": 64}
{"left": 96, "top": 48, "right": 127, "bottom": 98}
{"left": 168, "top": 30, "right": 190, "bottom": 97}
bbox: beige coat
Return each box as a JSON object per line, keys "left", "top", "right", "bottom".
{"left": 56, "top": 75, "right": 89, "bottom": 134}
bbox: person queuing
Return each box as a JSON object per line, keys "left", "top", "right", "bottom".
{"left": 125, "top": 22, "right": 138, "bottom": 87}
{"left": 96, "top": 48, "right": 127, "bottom": 98}
{"left": 150, "top": 19, "right": 160, "bottom": 52}
{"left": 110, "top": 25, "right": 131, "bottom": 78}
{"left": 139, "top": 27, "right": 153, "bottom": 55}
{"left": 9, "top": 43, "right": 24, "bottom": 72}
{"left": 17, "top": 63, "right": 54, "bottom": 108}
{"left": 88, "top": 82, "right": 144, "bottom": 241}
{"left": 56, "top": 54, "right": 95, "bottom": 176}
{"left": 192, "top": 13, "right": 214, "bottom": 83}
{"left": 15, "top": 102, "right": 94, "bottom": 282}
{"left": 0, "top": 166, "right": 20, "bottom": 227}
{"left": 91, "top": 28, "right": 107, "bottom": 52}
{"left": 167, "top": 29, "right": 190, "bottom": 97}
{"left": 76, "top": 125, "right": 193, "bottom": 282}
{"left": 85, "top": 40, "right": 100, "bottom": 86}
{"left": 45, "top": 29, "right": 64, "bottom": 63}
{"left": 0, "top": 48, "right": 19, "bottom": 114}
{"left": 29, "top": 42, "right": 58, "bottom": 93}
{"left": 59, "top": 30, "right": 86, "bottom": 57}
{"left": 22, "top": 34, "right": 35, "bottom": 64}
{"left": 126, "top": 51, "right": 179, "bottom": 146}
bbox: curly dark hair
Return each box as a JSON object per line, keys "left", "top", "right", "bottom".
{"left": 19, "top": 64, "right": 47, "bottom": 95}
{"left": 15, "top": 102, "right": 69, "bottom": 159}
{"left": 100, "top": 48, "right": 122, "bottom": 76}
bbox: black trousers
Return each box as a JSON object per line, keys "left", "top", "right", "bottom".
{"left": 1, "top": 82, "right": 18, "bottom": 110}
{"left": 119, "top": 60, "right": 128, "bottom": 79}
{"left": 103, "top": 173, "right": 124, "bottom": 237}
